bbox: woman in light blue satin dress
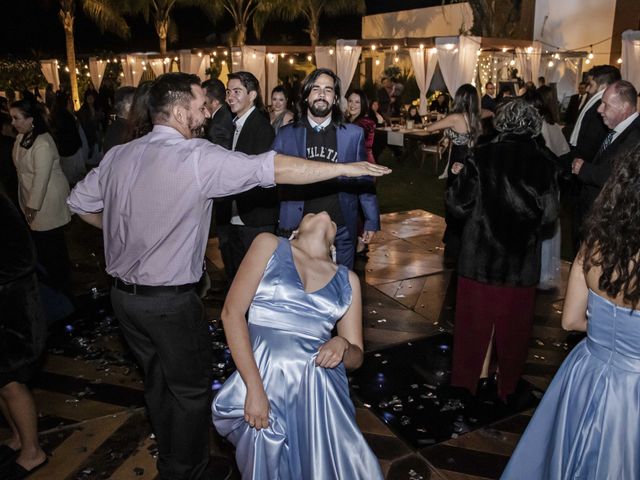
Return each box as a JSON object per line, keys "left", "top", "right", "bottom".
{"left": 212, "top": 211, "right": 383, "bottom": 480}
{"left": 502, "top": 148, "right": 640, "bottom": 479}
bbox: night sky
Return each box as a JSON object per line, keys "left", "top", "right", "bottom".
{"left": 2, "top": 0, "right": 440, "bottom": 57}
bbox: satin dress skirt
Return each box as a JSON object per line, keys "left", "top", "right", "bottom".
{"left": 212, "top": 238, "right": 383, "bottom": 480}
{"left": 502, "top": 290, "right": 640, "bottom": 479}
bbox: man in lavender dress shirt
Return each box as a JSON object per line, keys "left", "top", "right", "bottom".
{"left": 67, "top": 73, "right": 389, "bottom": 480}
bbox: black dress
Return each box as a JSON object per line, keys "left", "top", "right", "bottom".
{"left": 0, "top": 192, "right": 46, "bottom": 386}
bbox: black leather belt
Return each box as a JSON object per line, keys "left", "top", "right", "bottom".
{"left": 112, "top": 277, "right": 197, "bottom": 296}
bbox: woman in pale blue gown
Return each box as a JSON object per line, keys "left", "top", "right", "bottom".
{"left": 212, "top": 211, "right": 383, "bottom": 480}
{"left": 502, "top": 148, "right": 640, "bottom": 479}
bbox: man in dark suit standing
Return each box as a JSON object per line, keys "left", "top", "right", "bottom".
{"left": 561, "top": 65, "right": 621, "bottom": 252}
{"left": 202, "top": 78, "right": 234, "bottom": 150}
{"left": 216, "top": 71, "right": 276, "bottom": 281}
{"left": 481, "top": 82, "right": 496, "bottom": 113}
{"left": 572, "top": 80, "right": 640, "bottom": 222}
{"left": 566, "top": 66, "right": 621, "bottom": 165}
{"left": 273, "top": 68, "right": 380, "bottom": 269}
{"left": 564, "top": 81, "right": 588, "bottom": 132}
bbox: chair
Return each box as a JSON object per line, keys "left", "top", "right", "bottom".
{"left": 420, "top": 136, "right": 449, "bottom": 174}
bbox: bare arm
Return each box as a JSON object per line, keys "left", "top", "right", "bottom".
{"left": 316, "top": 271, "right": 364, "bottom": 370}
{"left": 562, "top": 252, "right": 589, "bottom": 332}
{"left": 220, "top": 233, "right": 279, "bottom": 430}
{"left": 273, "top": 154, "right": 390, "bottom": 185}
{"left": 425, "top": 113, "right": 465, "bottom": 134}
{"left": 78, "top": 212, "right": 103, "bottom": 229}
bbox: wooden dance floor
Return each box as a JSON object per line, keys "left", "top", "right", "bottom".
{"left": 0, "top": 210, "right": 574, "bottom": 479}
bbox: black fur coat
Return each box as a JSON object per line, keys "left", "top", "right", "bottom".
{"left": 446, "top": 133, "right": 559, "bottom": 287}
{"left": 0, "top": 193, "right": 46, "bottom": 372}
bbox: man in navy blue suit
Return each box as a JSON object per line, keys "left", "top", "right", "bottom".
{"left": 272, "top": 68, "right": 380, "bottom": 269}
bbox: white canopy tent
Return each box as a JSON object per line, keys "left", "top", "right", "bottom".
{"left": 621, "top": 30, "right": 640, "bottom": 91}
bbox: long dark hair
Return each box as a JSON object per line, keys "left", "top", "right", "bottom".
{"left": 10, "top": 98, "right": 49, "bottom": 149}
{"left": 125, "top": 80, "right": 154, "bottom": 142}
{"left": 582, "top": 146, "right": 640, "bottom": 308}
{"left": 346, "top": 89, "right": 370, "bottom": 123}
{"left": 296, "top": 68, "right": 344, "bottom": 126}
{"left": 450, "top": 84, "right": 481, "bottom": 146}
{"left": 536, "top": 85, "right": 560, "bottom": 124}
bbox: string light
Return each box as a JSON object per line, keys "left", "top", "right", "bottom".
{"left": 306, "top": 55, "right": 312, "bottom": 61}
{"left": 288, "top": 58, "right": 294, "bottom": 64}
{"left": 329, "top": 49, "right": 334, "bottom": 55}
{"left": 371, "top": 45, "right": 376, "bottom": 51}
{"left": 617, "top": 58, "right": 622, "bottom": 64}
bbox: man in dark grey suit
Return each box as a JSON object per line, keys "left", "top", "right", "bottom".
{"left": 202, "top": 78, "right": 234, "bottom": 150}
{"left": 573, "top": 80, "right": 640, "bottom": 228}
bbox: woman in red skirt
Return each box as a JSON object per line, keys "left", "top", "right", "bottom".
{"left": 446, "top": 99, "right": 559, "bottom": 400}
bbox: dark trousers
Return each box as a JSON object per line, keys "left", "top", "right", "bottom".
{"left": 110, "top": 288, "right": 212, "bottom": 480}
{"left": 31, "top": 226, "right": 71, "bottom": 290}
{"left": 334, "top": 225, "right": 355, "bottom": 269}
{"left": 217, "top": 223, "right": 275, "bottom": 282}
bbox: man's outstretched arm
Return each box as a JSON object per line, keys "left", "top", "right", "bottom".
{"left": 273, "top": 154, "right": 391, "bottom": 185}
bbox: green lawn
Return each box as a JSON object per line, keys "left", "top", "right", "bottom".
{"left": 375, "top": 148, "right": 446, "bottom": 216}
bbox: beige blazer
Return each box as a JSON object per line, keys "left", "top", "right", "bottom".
{"left": 13, "top": 132, "right": 71, "bottom": 231}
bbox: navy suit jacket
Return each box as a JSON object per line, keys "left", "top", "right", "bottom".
{"left": 272, "top": 122, "right": 380, "bottom": 241}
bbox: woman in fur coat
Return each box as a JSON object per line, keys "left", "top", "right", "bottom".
{"left": 446, "top": 99, "right": 559, "bottom": 400}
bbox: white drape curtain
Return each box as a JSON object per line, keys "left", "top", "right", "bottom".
{"left": 266, "top": 53, "right": 279, "bottom": 107}
{"left": 314, "top": 46, "right": 336, "bottom": 71}
{"left": 230, "top": 47, "right": 243, "bottom": 72}
{"left": 622, "top": 30, "right": 640, "bottom": 91}
{"left": 178, "top": 50, "right": 205, "bottom": 76}
{"left": 425, "top": 48, "right": 438, "bottom": 99}
{"left": 409, "top": 48, "right": 429, "bottom": 115}
{"left": 336, "top": 40, "right": 362, "bottom": 109}
{"left": 241, "top": 46, "right": 267, "bottom": 100}
{"left": 40, "top": 59, "right": 60, "bottom": 92}
{"left": 88, "top": 57, "right": 106, "bottom": 90}
{"left": 436, "top": 36, "right": 480, "bottom": 95}
{"left": 197, "top": 55, "right": 210, "bottom": 81}
{"left": 515, "top": 41, "right": 542, "bottom": 82}
{"left": 122, "top": 55, "right": 146, "bottom": 87}
{"left": 148, "top": 59, "right": 165, "bottom": 78}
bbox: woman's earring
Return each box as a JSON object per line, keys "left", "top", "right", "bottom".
{"left": 288, "top": 230, "right": 299, "bottom": 240}
{"left": 330, "top": 244, "right": 337, "bottom": 263}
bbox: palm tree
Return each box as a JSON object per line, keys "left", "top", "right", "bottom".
{"left": 58, "top": 0, "right": 130, "bottom": 110}
{"left": 206, "top": 0, "right": 278, "bottom": 47}
{"left": 271, "top": 0, "right": 365, "bottom": 47}
{"left": 126, "top": 0, "right": 210, "bottom": 56}
{"left": 444, "top": 0, "right": 528, "bottom": 38}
